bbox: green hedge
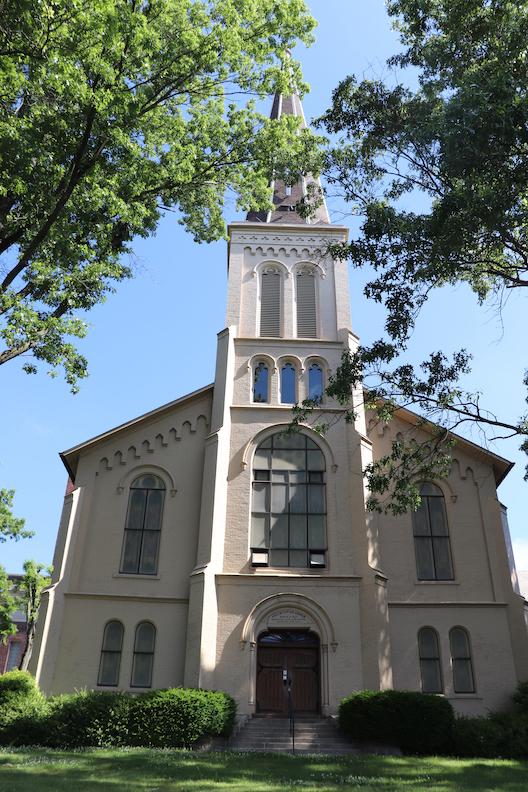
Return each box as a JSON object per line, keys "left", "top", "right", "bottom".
{"left": 339, "top": 690, "right": 455, "bottom": 754}
{"left": 0, "top": 671, "right": 47, "bottom": 733}
{"left": 452, "top": 713, "right": 528, "bottom": 759}
{"left": 0, "top": 680, "right": 236, "bottom": 749}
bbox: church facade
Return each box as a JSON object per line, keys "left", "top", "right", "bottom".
{"left": 31, "top": 94, "right": 528, "bottom": 718}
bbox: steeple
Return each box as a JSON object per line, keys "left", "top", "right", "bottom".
{"left": 246, "top": 91, "right": 330, "bottom": 225}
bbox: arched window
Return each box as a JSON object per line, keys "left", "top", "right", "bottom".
{"left": 450, "top": 627, "right": 475, "bottom": 693}
{"left": 120, "top": 474, "right": 165, "bottom": 575}
{"left": 260, "top": 269, "right": 281, "bottom": 337}
{"left": 98, "top": 620, "right": 123, "bottom": 686}
{"left": 296, "top": 271, "right": 317, "bottom": 337}
{"left": 418, "top": 627, "right": 443, "bottom": 693}
{"left": 253, "top": 361, "right": 269, "bottom": 403}
{"left": 280, "top": 362, "right": 296, "bottom": 404}
{"left": 308, "top": 363, "right": 324, "bottom": 402}
{"left": 131, "top": 621, "right": 156, "bottom": 688}
{"left": 251, "top": 431, "right": 326, "bottom": 568}
{"left": 413, "top": 483, "right": 453, "bottom": 580}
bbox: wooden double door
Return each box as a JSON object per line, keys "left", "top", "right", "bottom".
{"left": 256, "top": 631, "right": 320, "bottom": 715}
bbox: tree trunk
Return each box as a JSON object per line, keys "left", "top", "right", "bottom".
{"left": 19, "top": 620, "right": 35, "bottom": 671}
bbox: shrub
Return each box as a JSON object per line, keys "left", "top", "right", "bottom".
{"left": 339, "top": 689, "right": 455, "bottom": 754}
{"left": 512, "top": 681, "right": 528, "bottom": 714}
{"left": 43, "top": 690, "right": 131, "bottom": 748}
{"left": 453, "top": 712, "right": 528, "bottom": 759}
{"left": 129, "top": 688, "right": 236, "bottom": 748}
{"left": 0, "top": 671, "right": 47, "bottom": 742}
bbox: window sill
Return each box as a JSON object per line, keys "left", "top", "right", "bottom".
{"left": 447, "top": 694, "right": 482, "bottom": 700}
{"left": 414, "top": 580, "right": 459, "bottom": 585}
{"left": 113, "top": 573, "right": 161, "bottom": 580}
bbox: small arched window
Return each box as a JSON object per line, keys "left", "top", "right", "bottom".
{"left": 251, "top": 431, "right": 326, "bottom": 568}
{"left": 253, "top": 361, "right": 269, "bottom": 403}
{"left": 280, "top": 362, "right": 296, "bottom": 404}
{"left": 413, "top": 483, "right": 453, "bottom": 581}
{"left": 308, "top": 363, "right": 324, "bottom": 402}
{"left": 450, "top": 627, "right": 475, "bottom": 693}
{"left": 418, "top": 627, "right": 443, "bottom": 693}
{"left": 98, "top": 620, "right": 123, "bottom": 686}
{"left": 131, "top": 621, "right": 156, "bottom": 688}
{"left": 120, "top": 474, "right": 165, "bottom": 575}
{"left": 296, "top": 271, "right": 317, "bottom": 338}
{"left": 260, "top": 269, "right": 281, "bottom": 337}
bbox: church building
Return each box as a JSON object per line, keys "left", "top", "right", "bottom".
{"left": 30, "top": 92, "right": 528, "bottom": 718}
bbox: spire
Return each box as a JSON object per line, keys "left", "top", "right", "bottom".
{"left": 246, "top": 91, "right": 330, "bottom": 225}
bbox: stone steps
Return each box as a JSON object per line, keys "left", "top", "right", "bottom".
{"left": 228, "top": 717, "right": 363, "bottom": 755}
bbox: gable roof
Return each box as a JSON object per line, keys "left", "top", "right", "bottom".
{"left": 61, "top": 383, "right": 213, "bottom": 482}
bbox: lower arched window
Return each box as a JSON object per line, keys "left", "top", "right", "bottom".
{"left": 450, "top": 627, "right": 475, "bottom": 693}
{"left": 418, "top": 627, "right": 443, "bottom": 693}
{"left": 98, "top": 620, "right": 123, "bottom": 686}
{"left": 131, "top": 621, "right": 156, "bottom": 688}
{"left": 251, "top": 431, "right": 326, "bottom": 568}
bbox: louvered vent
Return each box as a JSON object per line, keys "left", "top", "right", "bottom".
{"left": 296, "top": 273, "right": 317, "bottom": 337}
{"left": 260, "top": 272, "right": 281, "bottom": 337}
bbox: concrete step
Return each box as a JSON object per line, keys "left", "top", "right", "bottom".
{"left": 228, "top": 716, "right": 365, "bottom": 755}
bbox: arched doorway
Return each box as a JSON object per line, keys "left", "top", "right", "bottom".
{"left": 256, "top": 630, "right": 320, "bottom": 715}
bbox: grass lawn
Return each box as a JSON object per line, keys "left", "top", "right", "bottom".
{"left": 0, "top": 749, "right": 527, "bottom": 791}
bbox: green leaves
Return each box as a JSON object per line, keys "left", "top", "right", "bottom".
{"left": 0, "top": 0, "right": 318, "bottom": 388}
{"left": 0, "top": 489, "right": 32, "bottom": 543}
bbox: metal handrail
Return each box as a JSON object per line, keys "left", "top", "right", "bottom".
{"left": 287, "top": 681, "right": 295, "bottom": 754}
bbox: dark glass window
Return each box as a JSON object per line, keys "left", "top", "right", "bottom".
{"left": 280, "top": 362, "right": 296, "bottom": 404}
{"left": 308, "top": 363, "right": 324, "bottom": 402}
{"left": 253, "top": 362, "right": 269, "bottom": 403}
{"left": 251, "top": 432, "right": 326, "bottom": 568}
{"left": 98, "top": 620, "right": 123, "bottom": 686}
{"left": 418, "top": 627, "right": 443, "bottom": 693}
{"left": 121, "top": 475, "right": 165, "bottom": 575}
{"left": 450, "top": 627, "right": 475, "bottom": 693}
{"left": 131, "top": 621, "right": 156, "bottom": 688}
{"left": 413, "top": 483, "right": 454, "bottom": 580}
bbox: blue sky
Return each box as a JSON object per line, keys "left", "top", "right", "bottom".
{"left": 2, "top": 0, "right": 527, "bottom": 575}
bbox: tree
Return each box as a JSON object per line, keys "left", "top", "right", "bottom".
{"left": 18, "top": 561, "right": 52, "bottom": 671}
{"left": 0, "top": 488, "right": 33, "bottom": 542}
{"left": 311, "top": 0, "right": 528, "bottom": 512}
{"left": 0, "top": 0, "right": 320, "bottom": 390}
{"left": 0, "top": 565, "right": 17, "bottom": 644}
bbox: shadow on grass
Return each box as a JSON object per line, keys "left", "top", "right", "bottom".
{"left": 0, "top": 748, "right": 527, "bottom": 791}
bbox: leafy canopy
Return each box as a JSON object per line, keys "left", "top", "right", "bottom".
{"left": 0, "top": 0, "right": 319, "bottom": 389}
{"left": 314, "top": 0, "right": 528, "bottom": 512}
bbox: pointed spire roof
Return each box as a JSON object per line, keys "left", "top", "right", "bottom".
{"left": 246, "top": 91, "right": 330, "bottom": 225}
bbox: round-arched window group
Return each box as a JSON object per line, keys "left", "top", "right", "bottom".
{"left": 98, "top": 620, "right": 156, "bottom": 688}
{"left": 252, "top": 359, "right": 325, "bottom": 405}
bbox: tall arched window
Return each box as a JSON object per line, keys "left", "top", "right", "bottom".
{"left": 251, "top": 432, "right": 326, "bottom": 568}
{"left": 296, "top": 271, "right": 317, "bottom": 337}
{"left": 260, "top": 269, "right": 281, "bottom": 337}
{"left": 418, "top": 627, "right": 443, "bottom": 693}
{"left": 450, "top": 627, "right": 475, "bottom": 693}
{"left": 308, "top": 363, "right": 324, "bottom": 402}
{"left": 120, "top": 475, "right": 165, "bottom": 575}
{"left": 280, "top": 362, "right": 296, "bottom": 404}
{"left": 413, "top": 483, "right": 453, "bottom": 580}
{"left": 253, "top": 361, "right": 270, "bottom": 403}
{"left": 98, "top": 620, "right": 123, "bottom": 686}
{"left": 131, "top": 621, "right": 156, "bottom": 688}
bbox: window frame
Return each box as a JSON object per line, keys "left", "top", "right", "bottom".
{"left": 120, "top": 474, "right": 166, "bottom": 576}
{"left": 279, "top": 360, "right": 298, "bottom": 404}
{"left": 130, "top": 621, "right": 156, "bottom": 689}
{"left": 259, "top": 267, "right": 282, "bottom": 338}
{"left": 253, "top": 360, "right": 270, "bottom": 404}
{"left": 413, "top": 482, "right": 454, "bottom": 581}
{"left": 250, "top": 431, "right": 327, "bottom": 569}
{"left": 450, "top": 626, "right": 476, "bottom": 694}
{"left": 418, "top": 626, "right": 443, "bottom": 694}
{"left": 295, "top": 268, "right": 318, "bottom": 338}
{"left": 97, "top": 620, "right": 124, "bottom": 687}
